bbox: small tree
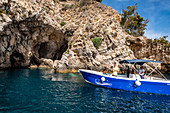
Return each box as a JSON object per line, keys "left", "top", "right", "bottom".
{"left": 121, "top": 4, "right": 149, "bottom": 36}
{"left": 159, "top": 36, "right": 169, "bottom": 44}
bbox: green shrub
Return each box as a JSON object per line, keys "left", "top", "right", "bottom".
{"left": 0, "top": 9, "right": 5, "bottom": 14}
{"left": 165, "top": 43, "right": 170, "bottom": 47}
{"left": 159, "top": 36, "right": 168, "bottom": 44}
{"left": 60, "top": 22, "right": 66, "bottom": 26}
{"left": 0, "top": 9, "right": 5, "bottom": 17}
{"left": 91, "top": 37, "right": 103, "bottom": 49}
{"left": 147, "top": 36, "right": 169, "bottom": 45}
{"left": 23, "top": 13, "right": 26, "bottom": 17}
{"left": 65, "top": 49, "right": 70, "bottom": 54}
{"left": 153, "top": 39, "right": 159, "bottom": 43}
{"left": 146, "top": 39, "right": 152, "bottom": 43}
{"left": 45, "top": 7, "right": 49, "bottom": 13}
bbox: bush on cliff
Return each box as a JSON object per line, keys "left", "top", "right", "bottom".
{"left": 158, "top": 36, "right": 169, "bottom": 44}
{"left": 120, "top": 3, "right": 149, "bottom": 36}
{"left": 60, "top": 22, "right": 66, "bottom": 26}
{"left": 0, "top": 9, "right": 5, "bottom": 14}
{"left": 147, "top": 36, "right": 170, "bottom": 47}
{"left": 0, "top": 9, "right": 5, "bottom": 17}
{"left": 91, "top": 37, "right": 102, "bottom": 49}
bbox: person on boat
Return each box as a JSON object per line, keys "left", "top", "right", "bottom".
{"left": 127, "top": 65, "right": 130, "bottom": 78}
{"left": 111, "top": 62, "right": 119, "bottom": 76}
{"left": 103, "top": 67, "right": 108, "bottom": 74}
{"left": 139, "top": 66, "right": 145, "bottom": 79}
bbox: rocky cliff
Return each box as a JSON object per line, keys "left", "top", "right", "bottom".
{"left": 0, "top": 0, "right": 169, "bottom": 73}
{"left": 126, "top": 36, "right": 170, "bottom": 73}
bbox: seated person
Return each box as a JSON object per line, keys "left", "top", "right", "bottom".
{"left": 111, "top": 62, "right": 119, "bottom": 76}
{"left": 103, "top": 67, "right": 108, "bottom": 74}
{"left": 139, "top": 66, "right": 145, "bottom": 79}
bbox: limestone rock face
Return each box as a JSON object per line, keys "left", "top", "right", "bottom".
{"left": 126, "top": 36, "right": 170, "bottom": 73}
{"left": 0, "top": 0, "right": 68, "bottom": 69}
{"left": 0, "top": 0, "right": 169, "bottom": 73}
{"left": 0, "top": 17, "right": 68, "bottom": 68}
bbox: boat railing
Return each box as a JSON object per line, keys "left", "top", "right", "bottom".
{"left": 119, "top": 59, "right": 168, "bottom": 81}
{"left": 144, "top": 63, "right": 167, "bottom": 80}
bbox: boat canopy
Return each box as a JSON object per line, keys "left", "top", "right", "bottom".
{"left": 119, "top": 59, "right": 161, "bottom": 65}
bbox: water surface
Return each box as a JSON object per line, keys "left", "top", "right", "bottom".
{"left": 0, "top": 69, "right": 169, "bottom": 112}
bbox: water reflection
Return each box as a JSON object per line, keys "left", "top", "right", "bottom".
{"left": 40, "top": 69, "right": 85, "bottom": 83}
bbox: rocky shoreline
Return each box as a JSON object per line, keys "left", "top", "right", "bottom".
{"left": 0, "top": 0, "right": 169, "bottom": 74}
{"left": 29, "top": 65, "right": 78, "bottom": 73}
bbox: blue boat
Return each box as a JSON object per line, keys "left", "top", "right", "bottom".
{"left": 79, "top": 59, "right": 170, "bottom": 95}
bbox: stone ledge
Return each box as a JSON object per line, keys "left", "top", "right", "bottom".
{"left": 29, "top": 65, "right": 78, "bottom": 73}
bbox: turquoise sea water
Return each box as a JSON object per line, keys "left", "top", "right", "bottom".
{"left": 0, "top": 69, "right": 169, "bottom": 112}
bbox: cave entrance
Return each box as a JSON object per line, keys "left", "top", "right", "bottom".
{"left": 32, "top": 30, "right": 69, "bottom": 62}
{"left": 38, "top": 40, "right": 68, "bottom": 60}
{"left": 10, "top": 51, "right": 25, "bottom": 68}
